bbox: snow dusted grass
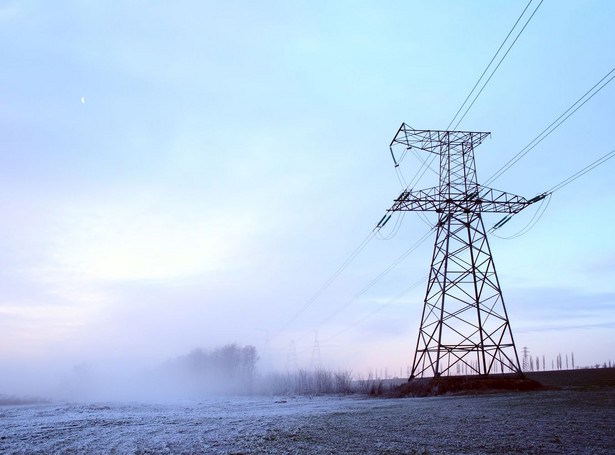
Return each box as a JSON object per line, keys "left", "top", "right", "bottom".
{"left": 1, "top": 388, "right": 615, "bottom": 454}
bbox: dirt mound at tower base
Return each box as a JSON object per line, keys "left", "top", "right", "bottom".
{"left": 391, "top": 375, "right": 546, "bottom": 397}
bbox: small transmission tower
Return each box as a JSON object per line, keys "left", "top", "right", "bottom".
{"left": 383, "top": 124, "right": 544, "bottom": 379}
{"left": 310, "top": 331, "right": 322, "bottom": 371}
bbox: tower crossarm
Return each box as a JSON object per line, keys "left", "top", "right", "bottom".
{"left": 388, "top": 185, "right": 544, "bottom": 214}
{"left": 389, "top": 123, "right": 491, "bottom": 155}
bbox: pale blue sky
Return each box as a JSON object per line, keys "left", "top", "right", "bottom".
{"left": 1, "top": 1, "right": 614, "bottom": 392}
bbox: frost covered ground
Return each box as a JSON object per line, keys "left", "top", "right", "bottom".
{"left": 1, "top": 389, "right": 614, "bottom": 454}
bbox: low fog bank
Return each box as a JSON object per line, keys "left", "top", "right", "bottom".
{"left": 0, "top": 342, "right": 381, "bottom": 404}
{"left": 1, "top": 343, "right": 259, "bottom": 403}
{"left": 1, "top": 343, "right": 386, "bottom": 404}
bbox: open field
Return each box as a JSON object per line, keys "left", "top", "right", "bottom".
{"left": 1, "top": 369, "right": 614, "bottom": 454}
{"left": 526, "top": 367, "right": 615, "bottom": 388}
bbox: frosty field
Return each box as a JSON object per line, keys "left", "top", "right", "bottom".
{"left": 2, "top": 388, "right": 614, "bottom": 454}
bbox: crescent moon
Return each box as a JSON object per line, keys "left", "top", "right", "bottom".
{"left": 81, "top": 97, "right": 85, "bottom": 104}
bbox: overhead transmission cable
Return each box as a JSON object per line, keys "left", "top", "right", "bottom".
{"left": 277, "top": 2, "right": 544, "bottom": 347}
{"left": 393, "top": 127, "right": 436, "bottom": 194}
{"left": 491, "top": 193, "right": 552, "bottom": 239}
{"left": 449, "top": 0, "right": 544, "bottom": 131}
{"left": 323, "top": 274, "right": 428, "bottom": 344}
{"left": 484, "top": 66, "right": 615, "bottom": 186}
{"left": 446, "top": 0, "right": 540, "bottom": 130}
{"left": 402, "top": 0, "right": 542, "bottom": 189}
{"left": 313, "top": 227, "right": 435, "bottom": 331}
{"left": 546, "top": 148, "right": 615, "bottom": 194}
{"left": 406, "top": 148, "right": 439, "bottom": 187}
{"left": 490, "top": 147, "right": 615, "bottom": 237}
{"left": 375, "top": 211, "right": 406, "bottom": 240}
{"left": 406, "top": 152, "right": 437, "bottom": 191}
{"left": 273, "top": 227, "right": 377, "bottom": 338}
{"left": 318, "top": 4, "right": 543, "bottom": 347}
{"left": 394, "top": 165, "right": 408, "bottom": 189}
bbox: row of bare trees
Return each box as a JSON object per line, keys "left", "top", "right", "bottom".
{"left": 257, "top": 369, "right": 354, "bottom": 395}
{"left": 164, "top": 343, "right": 258, "bottom": 395}
{"left": 522, "top": 348, "right": 576, "bottom": 372}
{"left": 163, "top": 345, "right": 360, "bottom": 396}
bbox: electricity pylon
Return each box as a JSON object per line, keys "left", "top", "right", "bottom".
{"left": 310, "top": 331, "right": 322, "bottom": 371}
{"left": 382, "top": 124, "right": 545, "bottom": 379}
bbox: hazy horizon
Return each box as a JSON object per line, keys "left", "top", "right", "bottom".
{"left": 1, "top": 1, "right": 614, "bottom": 400}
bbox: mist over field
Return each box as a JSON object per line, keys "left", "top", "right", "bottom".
{"left": 1, "top": 1, "right": 614, "bottom": 395}
{"left": 1, "top": 1, "right": 615, "bottom": 453}
{"left": 2, "top": 384, "right": 615, "bottom": 454}
{"left": 0, "top": 343, "right": 263, "bottom": 403}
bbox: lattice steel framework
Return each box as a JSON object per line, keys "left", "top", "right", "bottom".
{"left": 386, "top": 124, "right": 536, "bottom": 379}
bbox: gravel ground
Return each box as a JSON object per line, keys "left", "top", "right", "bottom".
{"left": 1, "top": 388, "right": 614, "bottom": 454}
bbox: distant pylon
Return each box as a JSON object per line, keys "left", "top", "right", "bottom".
{"left": 310, "top": 331, "right": 322, "bottom": 371}
{"left": 383, "top": 125, "right": 545, "bottom": 379}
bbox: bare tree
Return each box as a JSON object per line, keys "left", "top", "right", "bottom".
{"left": 357, "top": 370, "right": 375, "bottom": 394}
{"left": 334, "top": 370, "right": 353, "bottom": 394}
{"left": 314, "top": 369, "right": 334, "bottom": 394}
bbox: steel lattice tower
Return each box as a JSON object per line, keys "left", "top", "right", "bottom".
{"left": 385, "top": 124, "right": 541, "bottom": 379}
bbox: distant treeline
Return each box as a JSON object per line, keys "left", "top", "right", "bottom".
{"left": 0, "top": 395, "right": 50, "bottom": 406}
{"left": 257, "top": 369, "right": 354, "bottom": 396}
{"left": 160, "top": 343, "right": 258, "bottom": 395}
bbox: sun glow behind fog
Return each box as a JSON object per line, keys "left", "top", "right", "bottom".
{"left": 1, "top": 1, "right": 614, "bottom": 393}
{"left": 47, "top": 203, "right": 246, "bottom": 283}
{"left": 0, "top": 194, "right": 262, "bottom": 362}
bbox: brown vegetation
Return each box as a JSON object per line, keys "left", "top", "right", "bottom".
{"left": 390, "top": 375, "right": 545, "bottom": 397}
{"left": 388, "top": 367, "right": 615, "bottom": 397}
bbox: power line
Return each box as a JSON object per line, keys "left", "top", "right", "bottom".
{"left": 446, "top": 0, "right": 535, "bottom": 130}
{"left": 402, "top": 1, "right": 542, "bottom": 190}
{"left": 447, "top": 0, "right": 541, "bottom": 131}
{"left": 408, "top": 152, "right": 437, "bottom": 192}
{"left": 273, "top": 228, "right": 377, "bottom": 338}
{"left": 375, "top": 212, "right": 406, "bottom": 240}
{"left": 333, "top": 0, "right": 542, "bottom": 356}
{"left": 394, "top": 165, "right": 408, "bottom": 189}
{"left": 276, "top": 1, "right": 553, "bottom": 358}
{"left": 449, "top": 0, "right": 544, "bottom": 131}
{"left": 490, "top": 147, "right": 615, "bottom": 237}
{"left": 394, "top": 141, "right": 439, "bottom": 182}
{"left": 485, "top": 66, "right": 615, "bottom": 186}
{"left": 323, "top": 274, "right": 427, "bottom": 343}
{"left": 547, "top": 148, "right": 615, "bottom": 194}
{"left": 293, "top": 231, "right": 432, "bottom": 354}
{"left": 313, "top": 227, "right": 435, "bottom": 330}
{"left": 277, "top": 209, "right": 431, "bottom": 345}
{"left": 491, "top": 193, "right": 552, "bottom": 239}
